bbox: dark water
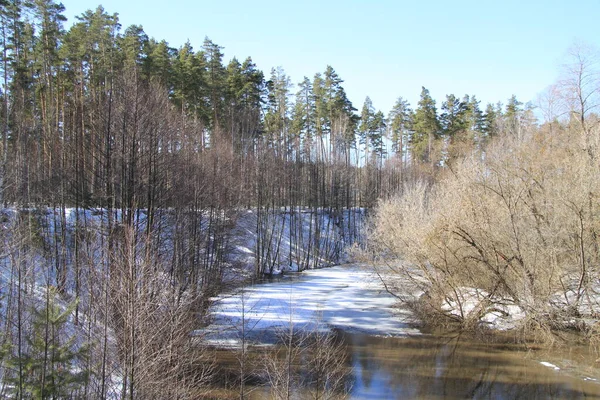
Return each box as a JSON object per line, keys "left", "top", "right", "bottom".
{"left": 344, "top": 332, "right": 600, "bottom": 399}
{"left": 212, "top": 331, "right": 600, "bottom": 399}
{"left": 210, "top": 266, "right": 600, "bottom": 399}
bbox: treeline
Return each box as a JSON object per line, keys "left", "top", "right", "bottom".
{"left": 0, "top": 2, "right": 534, "bottom": 212}
{"left": 0, "top": 0, "right": 536, "bottom": 279}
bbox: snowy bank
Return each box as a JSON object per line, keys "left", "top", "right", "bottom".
{"left": 226, "top": 208, "right": 365, "bottom": 276}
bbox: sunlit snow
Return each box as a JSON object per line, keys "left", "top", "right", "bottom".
{"left": 204, "top": 264, "right": 420, "bottom": 345}
{"left": 540, "top": 361, "right": 561, "bottom": 371}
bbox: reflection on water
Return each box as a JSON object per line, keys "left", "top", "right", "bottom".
{"left": 217, "top": 331, "right": 600, "bottom": 399}
{"left": 345, "top": 332, "right": 600, "bottom": 399}
{"left": 210, "top": 264, "right": 600, "bottom": 399}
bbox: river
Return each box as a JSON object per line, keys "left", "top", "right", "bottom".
{"left": 205, "top": 265, "right": 600, "bottom": 399}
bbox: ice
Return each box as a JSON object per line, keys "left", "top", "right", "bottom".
{"left": 206, "top": 264, "right": 421, "bottom": 343}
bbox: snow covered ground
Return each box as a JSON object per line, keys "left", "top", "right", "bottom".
{"left": 202, "top": 264, "right": 421, "bottom": 346}
{"left": 226, "top": 208, "right": 365, "bottom": 275}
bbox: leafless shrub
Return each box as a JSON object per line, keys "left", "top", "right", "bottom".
{"left": 261, "top": 324, "right": 352, "bottom": 400}
{"left": 101, "top": 225, "right": 215, "bottom": 399}
{"left": 261, "top": 327, "right": 307, "bottom": 400}
{"left": 304, "top": 329, "right": 352, "bottom": 400}
{"left": 366, "top": 123, "right": 600, "bottom": 341}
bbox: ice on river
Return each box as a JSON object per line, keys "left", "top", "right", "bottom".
{"left": 203, "top": 264, "right": 420, "bottom": 345}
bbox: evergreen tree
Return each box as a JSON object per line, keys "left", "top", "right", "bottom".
{"left": 224, "top": 56, "right": 264, "bottom": 151}
{"left": 32, "top": 0, "right": 66, "bottom": 90}
{"left": 505, "top": 94, "right": 523, "bottom": 120}
{"left": 202, "top": 37, "right": 226, "bottom": 130}
{"left": 466, "top": 95, "right": 485, "bottom": 133}
{"left": 312, "top": 72, "right": 327, "bottom": 138}
{"left": 290, "top": 76, "right": 315, "bottom": 158}
{"left": 225, "top": 56, "right": 243, "bottom": 146}
{"left": 72, "top": 6, "right": 120, "bottom": 89}
{"left": 463, "top": 95, "right": 486, "bottom": 153}
{"left": 482, "top": 102, "right": 499, "bottom": 139}
{"left": 1, "top": 0, "right": 25, "bottom": 201}
{"left": 118, "top": 24, "right": 149, "bottom": 73}
{"left": 440, "top": 94, "right": 471, "bottom": 163}
{"left": 144, "top": 39, "right": 174, "bottom": 85}
{"left": 359, "top": 96, "right": 375, "bottom": 157}
{"left": 172, "top": 41, "right": 207, "bottom": 124}
{"left": 370, "top": 110, "right": 387, "bottom": 161}
{"left": 323, "top": 65, "right": 356, "bottom": 149}
{"left": 239, "top": 57, "right": 264, "bottom": 142}
{"left": 440, "top": 94, "right": 468, "bottom": 138}
{"left": 6, "top": 292, "right": 89, "bottom": 399}
{"left": 504, "top": 94, "right": 523, "bottom": 137}
{"left": 388, "top": 97, "right": 413, "bottom": 161}
{"left": 412, "top": 86, "right": 440, "bottom": 164}
{"left": 359, "top": 97, "right": 387, "bottom": 164}
{"left": 240, "top": 57, "right": 264, "bottom": 110}
{"left": 264, "top": 66, "right": 291, "bottom": 149}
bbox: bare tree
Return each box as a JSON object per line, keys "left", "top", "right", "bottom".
{"left": 559, "top": 42, "right": 600, "bottom": 139}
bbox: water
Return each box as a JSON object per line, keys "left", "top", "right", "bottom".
{"left": 213, "top": 331, "right": 600, "bottom": 399}
{"left": 344, "top": 332, "right": 600, "bottom": 399}
{"left": 207, "top": 265, "right": 600, "bottom": 398}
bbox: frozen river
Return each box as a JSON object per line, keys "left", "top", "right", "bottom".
{"left": 207, "top": 264, "right": 420, "bottom": 343}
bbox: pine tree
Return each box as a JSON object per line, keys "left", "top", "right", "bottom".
{"left": 323, "top": 65, "right": 356, "bottom": 150}
{"left": 118, "top": 24, "right": 149, "bottom": 73}
{"left": 202, "top": 37, "right": 226, "bottom": 131}
{"left": 463, "top": 95, "right": 486, "bottom": 153}
{"left": 145, "top": 39, "right": 174, "bottom": 85}
{"left": 504, "top": 94, "right": 524, "bottom": 138}
{"left": 466, "top": 95, "right": 485, "bottom": 133}
{"left": 290, "top": 76, "right": 315, "bottom": 158}
{"left": 412, "top": 87, "right": 440, "bottom": 165}
{"left": 440, "top": 94, "right": 468, "bottom": 138}
{"left": 239, "top": 57, "right": 264, "bottom": 144}
{"left": 359, "top": 96, "right": 375, "bottom": 162}
{"left": 440, "top": 94, "right": 470, "bottom": 163}
{"left": 6, "top": 291, "right": 89, "bottom": 399}
{"left": 482, "top": 102, "right": 499, "bottom": 140}
{"left": 0, "top": 0, "right": 27, "bottom": 203}
{"left": 225, "top": 56, "right": 244, "bottom": 149}
{"left": 172, "top": 41, "right": 207, "bottom": 124}
{"left": 312, "top": 72, "right": 327, "bottom": 138}
{"left": 388, "top": 97, "right": 413, "bottom": 161}
{"left": 370, "top": 110, "right": 387, "bottom": 161}
{"left": 264, "top": 66, "right": 291, "bottom": 149}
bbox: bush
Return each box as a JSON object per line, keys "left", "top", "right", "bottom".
{"left": 367, "top": 124, "right": 600, "bottom": 339}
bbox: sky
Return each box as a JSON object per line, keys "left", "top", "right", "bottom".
{"left": 58, "top": 0, "right": 600, "bottom": 115}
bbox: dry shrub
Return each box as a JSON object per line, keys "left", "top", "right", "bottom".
{"left": 262, "top": 326, "right": 352, "bottom": 400}
{"left": 103, "top": 226, "right": 215, "bottom": 399}
{"left": 368, "top": 124, "right": 600, "bottom": 340}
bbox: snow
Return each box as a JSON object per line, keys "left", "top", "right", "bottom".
{"left": 225, "top": 208, "right": 365, "bottom": 276}
{"left": 540, "top": 361, "right": 561, "bottom": 371}
{"left": 550, "top": 288, "right": 600, "bottom": 317}
{"left": 440, "top": 287, "right": 526, "bottom": 330}
{"left": 203, "top": 264, "right": 420, "bottom": 345}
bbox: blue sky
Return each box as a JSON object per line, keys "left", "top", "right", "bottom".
{"left": 58, "top": 0, "right": 600, "bottom": 115}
